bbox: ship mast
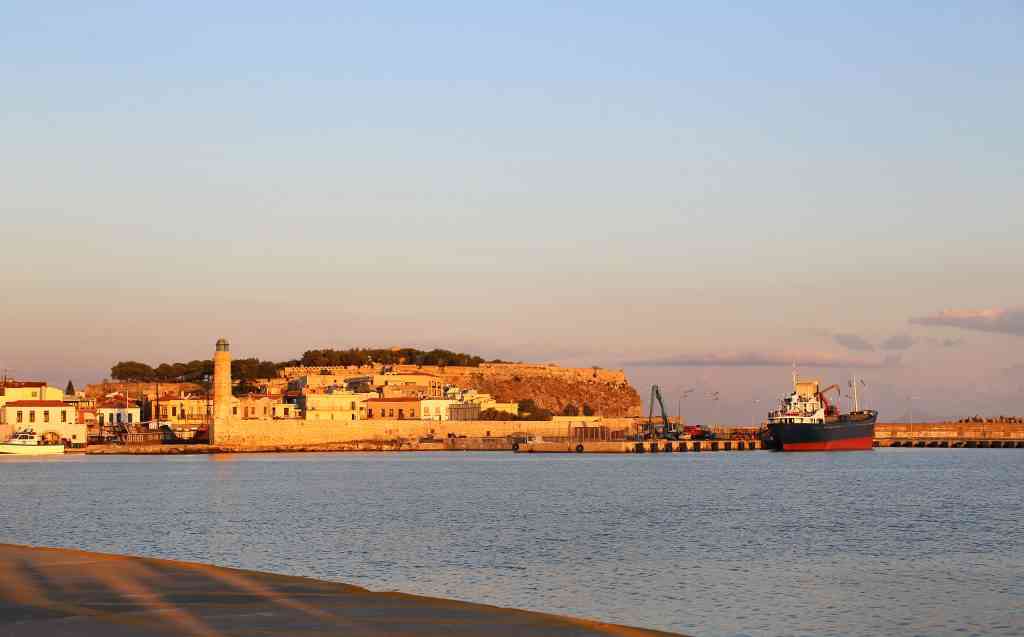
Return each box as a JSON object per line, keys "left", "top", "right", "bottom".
{"left": 851, "top": 376, "right": 861, "bottom": 412}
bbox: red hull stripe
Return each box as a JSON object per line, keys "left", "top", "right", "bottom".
{"left": 782, "top": 436, "right": 874, "bottom": 452}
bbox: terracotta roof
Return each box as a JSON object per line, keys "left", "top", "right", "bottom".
{"left": 364, "top": 397, "right": 420, "bottom": 404}
{"left": 4, "top": 400, "right": 69, "bottom": 408}
{"left": 2, "top": 381, "right": 47, "bottom": 388}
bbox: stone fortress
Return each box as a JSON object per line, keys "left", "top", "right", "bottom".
{"left": 210, "top": 339, "right": 639, "bottom": 448}
{"left": 275, "top": 361, "right": 641, "bottom": 419}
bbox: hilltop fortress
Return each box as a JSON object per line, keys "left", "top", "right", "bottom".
{"left": 208, "top": 340, "right": 641, "bottom": 447}
{"left": 277, "top": 362, "right": 641, "bottom": 418}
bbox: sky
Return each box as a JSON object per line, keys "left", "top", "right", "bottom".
{"left": 2, "top": 2, "right": 1021, "bottom": 423}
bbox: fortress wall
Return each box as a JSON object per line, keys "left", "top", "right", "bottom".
{"left": 213, "top": 417, "right": 637, "bottom": 448}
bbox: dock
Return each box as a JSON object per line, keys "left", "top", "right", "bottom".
{"left": 517, "top": 439, "right": 765, "bottom": 453}
{"left": 874, "top": 422, "right": 1024, "bottom": 448}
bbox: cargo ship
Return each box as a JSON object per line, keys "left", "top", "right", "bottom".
{"left": 764, "top": 374, "right": 877, "bottom": 451}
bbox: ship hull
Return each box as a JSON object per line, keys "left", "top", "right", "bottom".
{"left": 768, "top": 412, "right": 876, "bottom": 452}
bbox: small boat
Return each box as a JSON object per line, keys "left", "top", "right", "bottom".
{"left": 0, "top": 430, "right": 65, "bottom": 455}
{"left": 764, "top": 374, "right": 877, "bottom": 451}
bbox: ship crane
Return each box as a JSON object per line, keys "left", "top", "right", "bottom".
{"left": 817, "top": 384, "right": 841, "bottom": 417}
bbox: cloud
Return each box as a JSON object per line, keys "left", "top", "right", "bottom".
{"left": 880, "top": 333, "right": 915, "bottom": 351}
{"left": 626, "top": 351, "right": 891, "bottom": 368}
{"left": 910, "top": 307, "right": 1024, "bottom": 336}
{"left": 833, "top": 333, "right": 875, "bottom": 351}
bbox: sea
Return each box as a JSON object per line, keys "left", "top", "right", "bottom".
{"left": 1, "top": 449, "right": 1021, "bottom": 636}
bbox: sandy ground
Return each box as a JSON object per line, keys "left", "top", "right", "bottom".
{"left": 0, "top": 544, "right": 681, "bottom": 637}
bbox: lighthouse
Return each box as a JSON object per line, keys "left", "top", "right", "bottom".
{"left": 212, "top": 338, "right": 232, "bottom": 441}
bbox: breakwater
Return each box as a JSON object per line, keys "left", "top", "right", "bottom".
{"left": 875, "top": 422, "right": 1024, "bottom": 448}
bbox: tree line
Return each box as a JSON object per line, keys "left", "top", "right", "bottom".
{"left": 110, "top": 347, "right": 501, "bottom": 382}
{"left": 300, "top": 348, "right": 502, "bottom": 368}
{"left": 110, "top": 358, "right": 279, "bottom": 382}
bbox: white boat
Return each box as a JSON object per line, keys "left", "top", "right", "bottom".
{"left": 0, "top": 430, "right": 65, "bottom": 455}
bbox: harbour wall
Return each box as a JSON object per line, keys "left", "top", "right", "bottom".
{"left": 213, "top": 417, "right": 637, "bottom": 447}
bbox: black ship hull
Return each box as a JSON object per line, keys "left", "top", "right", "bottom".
{"left": 767, "top": 411, "right": 877, "bottom": 451}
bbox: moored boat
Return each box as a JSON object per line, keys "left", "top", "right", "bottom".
{"left": 765, "top": 375, "right": 877, "bottom": 451}
{"left": 0, "top": 430, "right": 66, "bottom": 455}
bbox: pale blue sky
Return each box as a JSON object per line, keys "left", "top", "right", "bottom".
{"left": 2, "top": 2, "right": 1021, "bottom": 421}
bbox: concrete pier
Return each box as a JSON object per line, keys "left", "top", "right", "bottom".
{"left": 874, "top": 423, "right": 1024, "bottom": 449}
{"left": 517, "top": 439, "right": 764, "bottom": 453}
{"left": 0, "top": 544, "right": 678, "bottom": 637}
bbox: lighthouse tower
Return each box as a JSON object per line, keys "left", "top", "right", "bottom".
{"left": 212, "top": 338, "right": 232, "bottom": 441}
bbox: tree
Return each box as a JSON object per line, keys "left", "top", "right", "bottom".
{"left": 582, "top": 403, "right": 595, "bottom": 416}
{"left": 65, "top": 380, "right": 75, "bottom": 396}
{"left": 111, "top": 361, "right": 155, "bottom": 381}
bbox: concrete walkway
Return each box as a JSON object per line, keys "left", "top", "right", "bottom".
{"left": 0, "top": 544, "right": 680, "bottom": 637}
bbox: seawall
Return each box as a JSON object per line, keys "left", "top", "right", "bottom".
{"left": 213, "top": 417, "right": 637, "bottom": 447}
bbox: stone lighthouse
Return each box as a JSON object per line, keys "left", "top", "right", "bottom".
{"left": 212, "top": 337, "right": 232, "bottom": 441}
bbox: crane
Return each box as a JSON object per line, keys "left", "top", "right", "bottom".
{"left": 817, "top": 384, "right": 841, "bottom": 417}
{"left": 645, "top": 384, "right": 674, "bottom": 439}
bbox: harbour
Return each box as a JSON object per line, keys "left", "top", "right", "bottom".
{"left": 1, "top": 450, "right": 1019, "bottom": 636}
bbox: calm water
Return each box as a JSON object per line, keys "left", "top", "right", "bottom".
{"left": 1, "top": 450, "right": 1021, "bottom": 636}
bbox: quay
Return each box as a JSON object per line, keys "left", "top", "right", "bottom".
{"left": 517, "top": 439, "right": 765, "bottom": 453}
{"left": 0, "top": 544, "right": 678, "bottom": 637}
{"left": 874, "top": 422, "right": 1024, "bottom": 448}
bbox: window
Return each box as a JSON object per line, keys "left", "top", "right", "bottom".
{"left": 388, "top": 408, "right": 394, "bottom": 417}
{"left": 284, "top": 408, "right": 290, "bottom": 417}
{"left": 398, "top": 409, "right": 404, "bottom": 419}
{"left": 99, "top": 414, "right": 105, "bottom": 426}
{"left": 44, "top": 411, "right": 50, "bottom": 423}
{"left": 350, "top": 402, "right": 355, "bottom": 410}
{"left": 29, "top": 411, "right": 36, "bottom": 423}
{"left": 172, "top": 406, "right": 177, "bottom": 417}
{"left": 16, "top": 411, "right": 23, "bottom": 423}
{"left": 61, "top": 410, "right": 67, "bottom": 423}
{"left": 367, "top": 408, "right": 374, "bottom": 418}
{"left": 232, "top": 406, "right": 238, "bottom": 416}
{"left": 117, "top": 413, "right": 123, "bottom": 424}
{"left": 351, "top": 414, "right": 355, "bottom": 421}
{"left": 127, "top": 413, "right": 132, "bottom": 424}
{"left": 410, "top": 409, "right": 416, "bottom": 417}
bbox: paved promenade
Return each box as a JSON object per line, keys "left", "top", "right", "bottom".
{"left": 0, "top": 544, "right": 677, "bottom": 637}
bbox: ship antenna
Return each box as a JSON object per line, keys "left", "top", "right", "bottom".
{"left": 792, "top": 362, "right": 797, "bottom": 390}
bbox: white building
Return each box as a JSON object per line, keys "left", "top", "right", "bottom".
{"left": 96, "top": 400, "right": 141, "bottom": 431}
{"left": 0, "top": 400, "right": 85, "bottom": 446}
{"left": 420, "top": 399, "right": 458, "bottom": 421}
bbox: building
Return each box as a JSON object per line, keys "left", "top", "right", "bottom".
{"left": 0, "top": 381, "right": 65, "bottom": 409}
{"left": 420, "top": 399, "right": 457, "bottom": 421}
{"left": 0, "top": 400, "right": 85, "bottom": 446}
{"left": 364, "top": 397, "right": 419, "bottom": 420}
{"left": 298, "top": 391, "right": 370, "bottom": 422}
{"left": 154, "top": 394, "right": 212, "bottom": 427}
{"left": 372, "top": 372, "right": 443, "bottom": 399}
{"left": 236, "top": 394, "right": 277, "bottom": 419}
{"left": 96, "top": 398, "right": 141, "bottom": 433}
{"left": 272, "top": 402, "right": 299, "bottom": 419}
